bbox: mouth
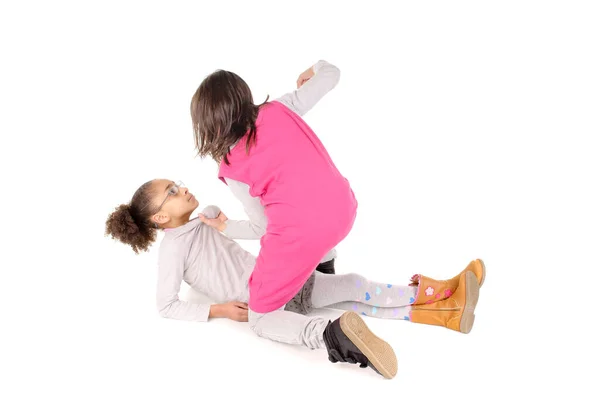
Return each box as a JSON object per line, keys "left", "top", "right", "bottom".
{"left": 188, "top": 194, "right": 195, "bottom": 202}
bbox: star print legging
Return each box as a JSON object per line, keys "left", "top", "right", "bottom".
{"left": 314, "top": 272, "right": 417, "bottom": 320}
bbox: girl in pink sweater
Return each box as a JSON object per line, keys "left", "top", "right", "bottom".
{"left": 189, "top": 61, "right": 484, "bottom": 378}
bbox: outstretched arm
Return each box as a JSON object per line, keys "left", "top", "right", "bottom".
{"left": 222, "top": 179, "right": 267, "bottom": 240}
{"left": 198, "top": 183, "right": 267, "bottom": 240}
{"left": 275, "top": 60, "right": 341, "bottom": 117}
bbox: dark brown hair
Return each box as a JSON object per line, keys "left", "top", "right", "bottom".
{"left": 190, "top": 70, "right": 268, "bottom": 165}
{"left": 105, "top": 181, "right": 158, "bottom": 254}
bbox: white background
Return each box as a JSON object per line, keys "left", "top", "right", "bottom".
{"left": 1, "top": 0, "right": 599, "bottom": 396}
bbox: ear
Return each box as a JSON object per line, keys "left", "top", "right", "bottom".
{"left": 151, "top": 213, "right": 171, "bottom": 227}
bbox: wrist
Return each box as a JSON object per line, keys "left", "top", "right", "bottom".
{"left": 209, "top": 304, "right": 224, "bottom": 318}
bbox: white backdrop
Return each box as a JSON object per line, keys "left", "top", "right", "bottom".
{"left": 1, "top": 1, "right": 598, "bottom": 396}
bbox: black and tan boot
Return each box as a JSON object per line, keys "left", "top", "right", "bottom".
{"left": 410, "top": 271, "right": 480, "bottom": 334}
{"left": 323, "top": 311, "right": 398, "bottom": 379}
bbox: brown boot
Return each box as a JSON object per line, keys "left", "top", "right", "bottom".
{"left": 410, "top": 271, "right": 480, "bottom": 333}
{"left": 410, "top": 259, "right": 486, "bottom": 305}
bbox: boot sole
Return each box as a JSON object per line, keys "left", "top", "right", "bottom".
{"left": 478, "top": 259, "right": 487, "bottom": 287}
{"left": 339, "top": 311, "right": 398, "bottom": 379}
{"left": 460, "top": 271, "right": 480, "bottom": 334}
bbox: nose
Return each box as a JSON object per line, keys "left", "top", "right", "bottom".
{"left": 183, "top": 188, "right": 189, "bottom": 196}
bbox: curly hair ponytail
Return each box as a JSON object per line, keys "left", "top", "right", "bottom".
{"left": 105, "top": 181, "right": 158, "bottom": 254}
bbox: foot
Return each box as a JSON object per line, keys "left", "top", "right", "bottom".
{"left": 410, "top": 259, "right": 486, "bottom": 305}
{"left": 454, "top": 259, "right": 486, "bottom": 287}
{"left": 410, "top": 271, "right": 480, "bottom": 333}
{"left": 323, "top": 311, "right": 398, "bottom": 379}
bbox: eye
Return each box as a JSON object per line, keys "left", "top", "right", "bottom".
{"left": 169, "top": 186, "right": 179, "bottom": 195}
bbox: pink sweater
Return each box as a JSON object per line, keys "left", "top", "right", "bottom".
{"left": 218, "top": 101, "right": 357, "bottom": 313}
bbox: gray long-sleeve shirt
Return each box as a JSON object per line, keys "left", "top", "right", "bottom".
{"left": 222, "top": 60, "right": 340, "bottom": 262}
{"left": 156, "top": 206, "right": 255, "bottom": 322}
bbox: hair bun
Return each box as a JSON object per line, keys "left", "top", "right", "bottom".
{"left": 105, "top": 203, "right": 155, "bottom": 254}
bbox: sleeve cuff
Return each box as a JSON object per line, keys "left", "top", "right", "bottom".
{"left": 312, "top": 60, "right": 328, "bottom": 74}
{"left": 199, "top": 304, "right": 211, "bottom": 322}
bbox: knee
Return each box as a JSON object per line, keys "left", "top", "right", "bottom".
{"left": 346, "top": 273, "right": 364, "bottom": 283}
{"left": 343, "top": 273, "right": 367, "bottom": 288}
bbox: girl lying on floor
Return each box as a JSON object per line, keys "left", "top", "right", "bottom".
{"left": 105, "top": 179, "right": 484, "bottom": 379}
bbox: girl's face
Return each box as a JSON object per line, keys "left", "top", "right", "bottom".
{"left": 150, "top": 179, "right": 199, "bottom": 226}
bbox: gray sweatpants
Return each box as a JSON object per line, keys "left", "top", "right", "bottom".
{"left": 249, "top": 308, "right": 329, "bottom": 349}
{"left": 248, "top": 272, "right": 417, "bottom": 349}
